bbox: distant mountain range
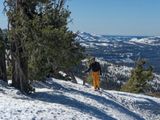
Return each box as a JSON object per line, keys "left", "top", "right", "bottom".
{"left": 76, "top": 32, "right": 160, "bottom": 91}
{"left": 77, "top": 32, "right": 160, "bottom": 73}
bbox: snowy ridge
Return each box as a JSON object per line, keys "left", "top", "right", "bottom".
{"left": 0, "top": 79, "right": 160, "bottom": 120}
{"left": 129, "top": 37, "right": 160, "bottom": 46}
{"left": 77, "top": 32, "right": 160, "bottom": 46}
{"left": 100, "top": 59, "right": 160, "bottom": 89}
{"left": 78, "top": 32, "right": 109, "bottom": 42}
{"left": 76, "top": 32, "right": 160, "bottom": 75}
{"left": 83, "top": 58, "right": 160, "bottom": 90}
{"left": 96, "top": 58, "right": 132, "bottom": 78}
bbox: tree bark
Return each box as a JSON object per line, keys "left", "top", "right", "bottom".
{"left": 11, "top": 40, "right": 29, "bottom": 93}
{"left": 9, "top": 0, "right": 30, "bottom": 93}
{"left": 68, "top": 71, "right": 77, "bottom": 84}
{"left": 0, "top": 29, "right": 7, "bottom": 82}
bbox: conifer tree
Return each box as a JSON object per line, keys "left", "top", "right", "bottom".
{"left": 121, "top": 59, "right": 153, "bottom": 93}
{"left": 0, "top": 28, "right": 7, "bottom": 81}
{"left": 4, "top": 0, "right": 84, "bottom": 93}
{"left": 4, "top": 0, "right": 36, "bottom": 93}
{"left": 28, "top": 0, "right": 84, "bottom": 81}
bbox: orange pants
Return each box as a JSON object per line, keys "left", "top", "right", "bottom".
{"left": 92, "top": 71, "right": 100, "bottom": 89}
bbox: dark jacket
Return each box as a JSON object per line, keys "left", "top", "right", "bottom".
{"left": 85, "top": 62, "right": 102, "bottom": 75}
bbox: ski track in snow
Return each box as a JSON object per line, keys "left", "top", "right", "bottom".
{"left": 0, "top": 79, "right": 160, "bottom": 120}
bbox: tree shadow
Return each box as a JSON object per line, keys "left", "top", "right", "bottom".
{"left": 30, "top": 79, "right": 144, "bottom": 120}
{"left": 30, "top": 92, "right": 116, "bottom": 120}
{"left": 136, "top": 98, "right": 160, "bottom": 115}
{"left": 110, "top": 92, "right": 160, "bottom": 115}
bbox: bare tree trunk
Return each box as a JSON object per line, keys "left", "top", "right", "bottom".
{"left": 83, "top": 75, "right": 86, "bottom": 85}
{"left": 0, "top": 44, "right": 7, "bottom": 81}
{"left": 0, "top": 51, "right": 7, "bottom": 81}
{"left": 9, "top": 0, "right": 30, "bottom": 93}
{"left": 68, "top": 71, "right": 77, "bottom": 84}
{"left": 3, "top": 0, "right": 31, "bottom": 93}
{"left": 11, "top": 40, "right": 29, "bottom": 93}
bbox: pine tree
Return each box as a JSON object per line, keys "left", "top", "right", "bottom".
{"left": 4, "top": 0, "right": 36, "bottom": 93}
{"left": 28, "top": 0, "right": 84, "bottom": 81}
{"left": 121, "top": 59, "right": 153, "bottom": 93}
{"left": 4, "top": 0, "right": 84, "bottom": 93}
{"left": 0, "top": 28, "right": 7, "bottom": 81}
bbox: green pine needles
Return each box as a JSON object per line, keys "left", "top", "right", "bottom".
{"left": 121, "top": 59, "right": 154, "bottom": 93}
{"left": 4, "top": 0, "right": 84, "bottom": 93}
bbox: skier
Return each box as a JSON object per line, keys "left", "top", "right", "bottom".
{"left": 84, "top": 57, "right": 102, "bottom": 90}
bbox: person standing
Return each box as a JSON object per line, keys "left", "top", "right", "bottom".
{"left": 84, "top": 57, "right": 102, "bottom": 90}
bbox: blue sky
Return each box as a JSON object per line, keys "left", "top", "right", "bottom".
{"left": 0, "top": 0, "right": 160, "bottom": 36}
{"left": 0, "top": 0, "right": 7, "bottom": 29}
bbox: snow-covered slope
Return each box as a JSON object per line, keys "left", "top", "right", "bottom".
{"left": 0, "top": 79, "right": 160, "bottom": 120}
{"left": 129, "top": 37, "right": 160, "bottom": 46}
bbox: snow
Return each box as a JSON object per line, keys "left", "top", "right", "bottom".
{"left": 80, "top": 43, "right": 90, "bottom": 48}
{"left": 75, "top": 76, "right": 84, "bottom": 85}
{"left": 129, "top": 37, "right": 160, "bottom": 46}
{"left": 59, "top": 71, "right": 67, "bottom": 77}
{"left": 78, "top": 32, "right": 109, "bottom": 42}
{"left": 0, "top": 79, "right": 160, "bottom": 120}
{"left": 121, "top": 57, "right": 134, "bottom": 63}
{"left": 94, "top": 43, "right": 110, "bottom": 47}
{"left": 78, "top": 32, "right": 160, "bottom": 47}
{"left": 96, "top": 58, "right": 160, "bottom": 90}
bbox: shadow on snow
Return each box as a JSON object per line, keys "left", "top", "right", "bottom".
{"left": 30, "top": 79, "right": 145, "bottom": 120}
